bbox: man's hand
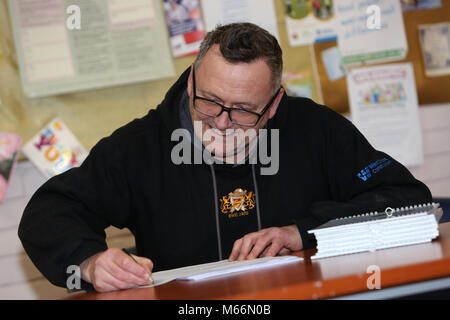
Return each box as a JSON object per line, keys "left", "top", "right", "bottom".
{"left": 228, "top": 225, "right": 303, "bottom": 261}
{"left": 80, "top": 248, "right": 153, "bottom": 292}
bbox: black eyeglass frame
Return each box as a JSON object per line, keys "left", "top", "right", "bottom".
{"left": 192, "top": 67, "right": 282, "bottom": 127}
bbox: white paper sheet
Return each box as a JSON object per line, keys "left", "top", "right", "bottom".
{"left": 8, "top": 0, "right": 174, "bottom": 98}
{"left": 200, "top": 0, "right": 279, "bottom": 39}
{"left": 334, "top": 0, "right": 408, "bottom": 66}
{"left": 347, "top": 63, "right": 424, "bottom": 168}
{"left": 144, "top": 256, "right": 302, "bottom": 287}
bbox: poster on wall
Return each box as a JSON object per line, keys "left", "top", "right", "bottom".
{"left": 0, "top": 133, "right": 22, "bottom": 202}
{"left": 419, "top": 22, "right": 450, "bottom": 77}
{"left": 8, "top": 0, "right": 175, "bottom": 98}
{"left": 200, "top": 0, "right": 279, "bottom": 39}
{"left": 282, "top": 71, "right": 312, "bottom": 99}
{"left": 22, "top": 118, "right": 88, "bottom": 178}
{"left": 284, "top": 0, "right": 338, "bottom": 46}
{"left": 347, "top": 63, "right": 424, "bottom": 168}
{"left": 334, "top": 0, "right": 408, "bottom": 66}
{"left": 163, "top": 0, "right": 205, "bottom": 57}
{"left": 400, "top": 0, "right": 442, "bottom": 12}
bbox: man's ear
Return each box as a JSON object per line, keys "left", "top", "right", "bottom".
{"left": 187, "top": 65, "right": 194, "bottom": 97}
{"left": 268, "top": 87, "right": 284, "bottom": 120}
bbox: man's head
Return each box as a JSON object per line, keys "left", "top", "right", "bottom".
{"left": 187, "top": 23, "right": 284, "bottom": 163}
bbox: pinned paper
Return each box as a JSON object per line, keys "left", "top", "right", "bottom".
{"left": 22, "top": 118, "right": 88, "bottom": 178}
{"left": 0, "top": 132, "right": 22, "bottom": 202}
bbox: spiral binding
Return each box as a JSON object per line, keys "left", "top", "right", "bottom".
{"left": 336, "top": 202, "right": 434, "bottom": 220}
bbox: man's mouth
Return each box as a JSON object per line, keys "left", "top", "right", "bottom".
{"left": 205, "top": 124, "right": 236, "bottom": 138}
{"left": 211, "top": 127, "right": 235, "bottom": 137}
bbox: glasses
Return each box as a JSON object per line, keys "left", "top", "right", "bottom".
{"left": 192, "top": 67, "right": 281, "bottom": 127}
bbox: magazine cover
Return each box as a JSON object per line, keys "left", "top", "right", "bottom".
{"left": 163, "top": 0, "right": 205, "bottom": 57}
{"left": 0, "top": 132, "right": 22, "bottom": 202}
{"left": 22, "top": 118, "right": 88, "bottom": 178}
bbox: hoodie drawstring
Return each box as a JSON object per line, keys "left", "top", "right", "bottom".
{"left": 210, "top": 164, "right": 223, "bottom": 260}
{"left": 252, "top": 164, "right": 262, "bottom": 231}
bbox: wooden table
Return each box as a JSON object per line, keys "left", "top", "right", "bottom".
{"left": 67, "top": 223, "right": 450, "bottom": 300}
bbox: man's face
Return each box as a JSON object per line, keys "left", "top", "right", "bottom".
{"left": 187, "top": 45, "right": 283, "bottom": 162}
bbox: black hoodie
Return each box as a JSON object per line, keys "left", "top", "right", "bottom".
{"left": 18, "top": 68, "right": 432, "bottom": 288}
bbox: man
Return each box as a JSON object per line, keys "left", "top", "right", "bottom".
{"left": 19, "top": 23, "right": 432, "bottom": 292}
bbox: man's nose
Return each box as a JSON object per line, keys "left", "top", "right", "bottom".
{"left": 214, "top": 110, "right": 233, "bottom": 131}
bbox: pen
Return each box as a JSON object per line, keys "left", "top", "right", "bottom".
{"left": 122, "top": 248, "right": 154, "bottom": 284}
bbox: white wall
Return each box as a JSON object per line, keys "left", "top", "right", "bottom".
{"left": 409, "top": 103, "right": 450, "bottom": 198}
{"left": 0, "top": 103, "right": 448, "bottom": 299}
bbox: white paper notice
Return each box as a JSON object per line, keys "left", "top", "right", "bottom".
{"left": 8, "top": 0, "right": 174, "bottom": 98}
{"left": 334, "top": 0, "right": 408, "bottom": 66}
{"left": 200, "top": 0, "right": 279, "bottom": 39}
{"left": 144, "top": 256, "right": 302, "bottom": 287}
{"left": 347, "top": 63, "right": 424, "bottom": 168}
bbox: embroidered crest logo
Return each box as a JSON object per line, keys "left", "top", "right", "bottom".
{"left": 220, "top": 188, "right": 255, "bottom": 214}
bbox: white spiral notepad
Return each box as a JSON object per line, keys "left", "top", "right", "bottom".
{"left": 308, "top": 203, "right": 443, "bottom": 260}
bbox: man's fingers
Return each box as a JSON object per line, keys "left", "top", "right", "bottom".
{"left": 131, "top": 255, "right": 154, "bottom": 282}
{"left": 263, "top": 241, "right": 283, "bottom": 257}
{"left": 94, "top": 270, "right": 137, "bottom": 292}
{"left": 236, "top": 234, "right": 255, "bottom": 261}
{"left": 81, "top": 248, "right": 155, "bottom": 292}
{"left": 228, "top": 226, "right": 301, "bottom": 261}
{"left": 229, "top": 238, "right": 243, "bottom": 261}
{"left": 115, "top": 251, "right": 152, "bottom": 281}
{"left": 132, "top": 255, "right": 154, "bottom": 272}
{"left": 114, "top": 253, "right": 153, "bottom": 283}
{"left": 109, "top": 258, "right": 152, "bottom": 286}
{"left": 247, "top": 235, "right": 272, "bottom": 259}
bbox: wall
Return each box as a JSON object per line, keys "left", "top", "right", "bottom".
{"left": 409, "top": 103, "right": 450, "bottom": 198}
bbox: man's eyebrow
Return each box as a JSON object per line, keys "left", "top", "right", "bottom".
{"left": 198, "top": 88, "right": 222, "bottom": 101}
{"left": 197, "top": 89, "right": 259, "bottom": 109}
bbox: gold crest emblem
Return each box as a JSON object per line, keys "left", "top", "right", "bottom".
{"left": 220, "top": 188, "right": 255, "bottom": 214}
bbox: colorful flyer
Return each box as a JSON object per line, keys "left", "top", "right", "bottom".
{"left": 22, "top": 118, "right": 89, "bottom": 178}
{"left": 347, "top": 63, "right": 423, "bottom": 168}
{"left": 284, "top": 0, "right": 337, "bottom": 46}
{"left": 0, "top": 132, "right": 22, "bottom": 202}
{"left": 282, "top": 71, "right": 313, "bottom": 99}
{"left": 163, "top": 0, "right": 205, "bottom": 57}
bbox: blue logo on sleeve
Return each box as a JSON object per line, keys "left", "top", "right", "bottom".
{"left": 357, "top": 158, "right": 392, "bottom": 181}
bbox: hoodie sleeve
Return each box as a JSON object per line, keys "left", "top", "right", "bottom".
{"left": 296, "top": 111, "right": 432, "bottom": 250}
{"left": 18, "top": 136, "right": 132, "bottom": 288}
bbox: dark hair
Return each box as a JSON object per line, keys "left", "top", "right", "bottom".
{"left": 194, "top": 23, "right": 283, "bottom": 93}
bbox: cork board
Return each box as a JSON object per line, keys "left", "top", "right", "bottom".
{"left": 314, "top": 0, "right": 450, "bottom": 113}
